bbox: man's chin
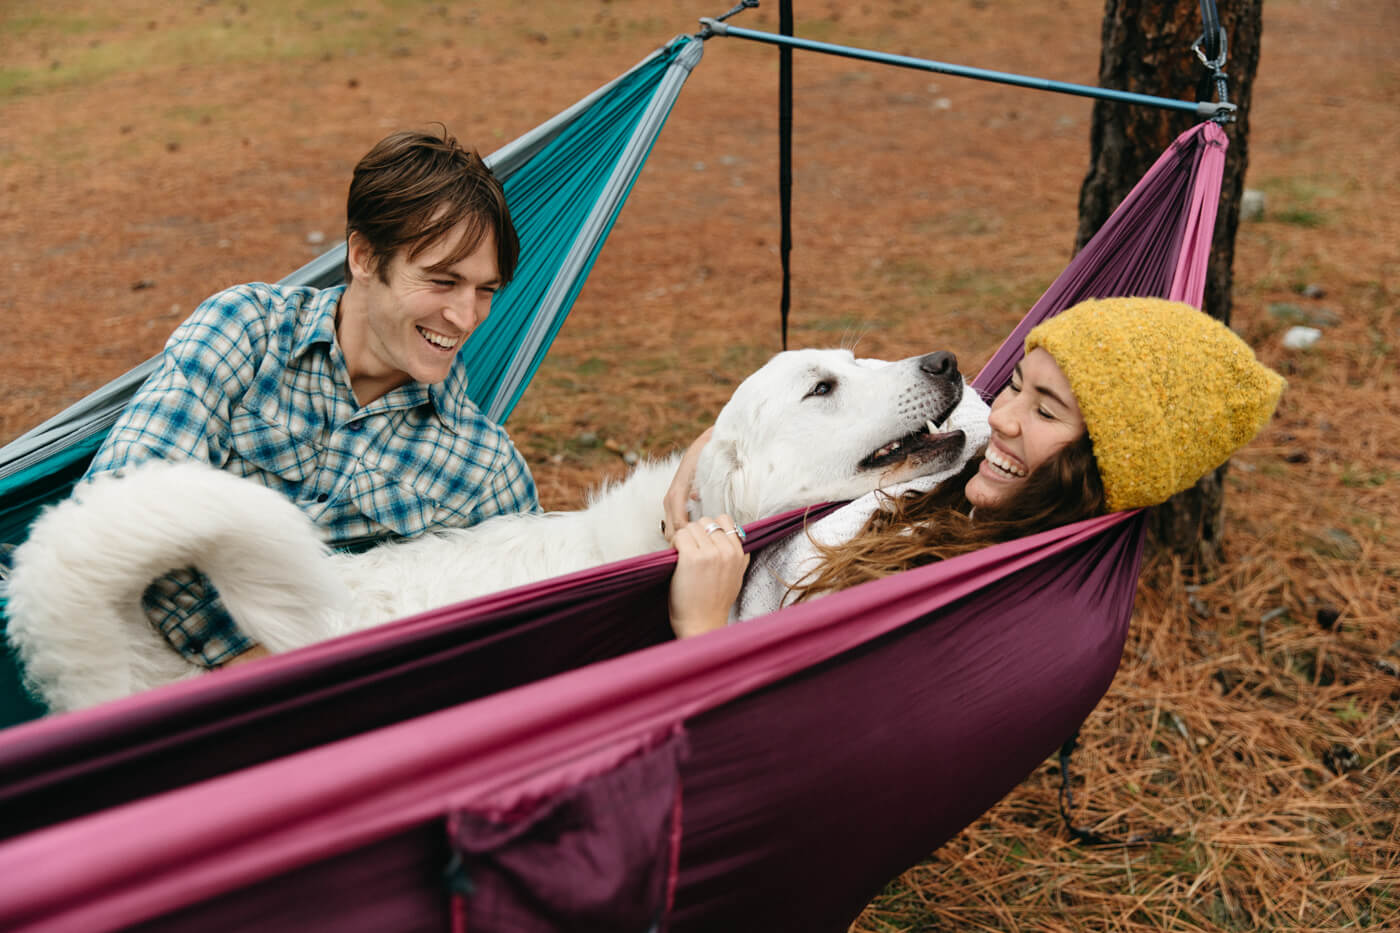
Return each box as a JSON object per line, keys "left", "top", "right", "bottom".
{"left": 407, "top": 356, "right": 457, "bottom": 387}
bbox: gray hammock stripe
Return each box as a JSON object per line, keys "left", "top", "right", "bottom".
{"left": 486, "top": 37, "right": 704, "bottom": 424}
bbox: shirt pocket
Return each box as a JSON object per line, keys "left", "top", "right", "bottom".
{"left": 343, "top": 466, "right": 446, "bottom": 539}
{"left": 227, "top": 397, "right": 319, "bottom": 485}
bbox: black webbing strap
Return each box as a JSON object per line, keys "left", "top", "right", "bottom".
{"left": 1057, "top": 729, "right": 1177, "bottom": 847}
{"left": 1194, "top": 0, "right": 1232, "bottom": 122}
{"left": 778, "top": 0, "right": 794, "bottom": 349}
{"left": 1198, "top": 0, "right": 1222, "bottom": 61}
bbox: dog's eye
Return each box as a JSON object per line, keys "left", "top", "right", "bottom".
{"left": 805, "top": 380, "right": 834, "bottom": 399}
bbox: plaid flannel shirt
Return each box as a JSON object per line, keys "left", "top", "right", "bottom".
{"left": 84, "top": 282, "right": 539, "bottom": 667}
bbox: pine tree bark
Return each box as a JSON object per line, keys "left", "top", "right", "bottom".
{"left": 1075, "top": 0, "right": 1262, "bottom": 570}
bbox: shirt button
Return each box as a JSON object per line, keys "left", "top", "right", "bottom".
{"left": 316, "top": 493, "right": 330, "bottom": 503}
{"left": 346, "top": 421, "right": 364, "bottom": 432}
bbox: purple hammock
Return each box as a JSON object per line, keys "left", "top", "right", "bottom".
{"left": 0, "top": 123, "right": 1226, "bottom": 933}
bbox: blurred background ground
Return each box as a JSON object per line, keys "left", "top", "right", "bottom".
{"left": 1, "top": 0, "right": 1396, "bottom": 928}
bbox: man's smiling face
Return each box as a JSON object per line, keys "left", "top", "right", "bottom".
{"left": 341, "top": 221, "right": 501, "bottom": 402}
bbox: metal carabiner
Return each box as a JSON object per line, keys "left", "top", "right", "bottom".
{"left": 1191, "top": 25, "right": 1232, "bottom": 123}
{"left": 1191, "top": 26, "right": 1229, "bottom": 70}
{"left": 698, "top": 0, "right": 760, "bottom": 39}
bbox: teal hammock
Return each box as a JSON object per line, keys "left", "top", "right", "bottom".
{"left": 0, "top": 35, "right": 705, "bottom": 726}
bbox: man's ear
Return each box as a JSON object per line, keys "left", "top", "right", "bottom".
{"left": 345, "top": 231, "right": 375, "bottom": 283}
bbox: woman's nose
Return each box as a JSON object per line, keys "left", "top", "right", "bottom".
{"left": 987, "top": 393, "right": 1019, "bottom": 437}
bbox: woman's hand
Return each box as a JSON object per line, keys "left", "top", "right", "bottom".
{"left": 668, "top": 514, "right": 749, "bottom": 639}
{"left": 662, "top": 427, "right": 713, "bottom": 543}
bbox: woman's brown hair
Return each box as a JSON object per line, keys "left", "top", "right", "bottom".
{"left": 788, "top": 432, "right": 1106, "bottom": 602}
{"left": 344, "top": 126, "right": 520, "bottom": 286}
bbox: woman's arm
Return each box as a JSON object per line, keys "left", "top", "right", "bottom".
{"left": 667, "top": 513, "right": 748, "bottom": 639}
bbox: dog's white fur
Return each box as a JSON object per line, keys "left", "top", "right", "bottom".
{"left": 6, "top": 348, "right": 989, "bottom": 712}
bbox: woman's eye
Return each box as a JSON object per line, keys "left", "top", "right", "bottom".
{"left": 806, "top": 380, "right": 833, "bottom": 398}
{"left": 433, "top": 279, "right": 455, "bottom": 288}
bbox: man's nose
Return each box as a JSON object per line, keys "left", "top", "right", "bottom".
{"left": 443, "top": 293, "right": 479, "bottom": 332}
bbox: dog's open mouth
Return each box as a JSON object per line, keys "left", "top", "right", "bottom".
{"left": 858, "top": 422, "right": 966, "bottom": 471}
{"left": 858, "top": 380, "right": 968, "bottom": 472}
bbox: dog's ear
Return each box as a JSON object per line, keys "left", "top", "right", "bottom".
{"left": 695, "top": 434, "right": 759, "bottom": 524}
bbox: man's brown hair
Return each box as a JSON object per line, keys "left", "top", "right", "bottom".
{"left": 345, "top": 126, "right": 519, "bottom": 286}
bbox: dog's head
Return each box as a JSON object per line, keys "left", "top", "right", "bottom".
{"left": 694, "top": 348, "right": 991, "bottom": 523}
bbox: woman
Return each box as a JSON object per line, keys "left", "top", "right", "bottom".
{"left": 663, "top": 297, "right": 1286, "bottom": 639}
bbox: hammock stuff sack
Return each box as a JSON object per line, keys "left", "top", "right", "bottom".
{"left": 0, "top": 121, "right": 1228, "bottom": 933}
{"left": 0, "top": 36, "right": 706, "bottom": 725}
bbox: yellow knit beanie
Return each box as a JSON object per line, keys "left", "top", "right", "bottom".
{"left": 1025, "top": 297, "right": 1285, "bottom": 512}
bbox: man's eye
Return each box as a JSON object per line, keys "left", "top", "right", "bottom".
{"left": 806, "top": 380, "right": 834, "bottom": 398}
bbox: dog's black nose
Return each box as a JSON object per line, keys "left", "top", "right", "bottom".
{"left": 919, "top": 351, "right": 959, "bottom": 381}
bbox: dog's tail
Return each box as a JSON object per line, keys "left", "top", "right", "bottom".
{"left": 5, "top": 459, "right": 348, "bottom": 712}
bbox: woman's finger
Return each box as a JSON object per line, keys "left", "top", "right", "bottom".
{"left": 668, "top": 514, "right": 749, "bottom": 639}
{"left": 662, "top": 427, "right": 713, "bottom": 542}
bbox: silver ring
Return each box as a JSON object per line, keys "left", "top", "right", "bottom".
{"left": 704, "top": 522, "right": 723, "bottom": 534}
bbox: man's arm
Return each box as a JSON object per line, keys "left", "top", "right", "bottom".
{"left": 87, "top": 288, "right": 267, "bottom": 478}
{"left": 84, "top": 288, "right": 269, "bottom": 668}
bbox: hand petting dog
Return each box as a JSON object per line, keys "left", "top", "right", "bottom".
{"left": 667, "top": 514, "right": 749, "bottom": 639}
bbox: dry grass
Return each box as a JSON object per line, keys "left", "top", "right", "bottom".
{"left": 854, "top": 543, "right": 1400, "bottom": 930}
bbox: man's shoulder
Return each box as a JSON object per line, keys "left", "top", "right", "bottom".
{"left": 193, "top": 282, "right": 337, "bottom": 325}
{"left": 171, "top": 282, "right": 342, "bottom": 358}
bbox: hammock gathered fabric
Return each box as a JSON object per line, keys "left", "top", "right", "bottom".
{"left": 0, "top": 121, "right": 1227, "bottom": 932}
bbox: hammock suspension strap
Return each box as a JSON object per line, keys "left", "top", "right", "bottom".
{"left": 1193, "top": 0, "right": 1233, "bottom": 123}
{"left": 1057, "top": 730, "right": 1177, "bottom": 847}
{"left": 778, "top": 0, "right": 794, "bottom": 350}
{"left": 699, "top": 0, "right": 792, "bottom": 349}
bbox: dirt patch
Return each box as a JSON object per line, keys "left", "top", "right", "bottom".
{"left": 2, "top": 0, "right": 1397, "bottom": 928}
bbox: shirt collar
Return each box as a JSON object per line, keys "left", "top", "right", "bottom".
{"left": 292, "top": 284, "right": 346, "bottom": 360}
{"left": 430, "top": 355, "right": 481, "bottom": 433}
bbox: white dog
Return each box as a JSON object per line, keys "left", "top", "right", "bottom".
{"left": 6, "top": 348, "right": 989, "bottom": 712}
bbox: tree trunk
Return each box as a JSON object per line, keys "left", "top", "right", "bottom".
{"left": 1075, "top": 0, "right": 1262, "bottom": 571}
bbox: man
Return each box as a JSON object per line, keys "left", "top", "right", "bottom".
{"left": 83, "top": 127, "right": 539, "bottom": 668}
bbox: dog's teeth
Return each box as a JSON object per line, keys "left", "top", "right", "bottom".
{"left": 926, "top": 420, "right": 937, "bottom": 434}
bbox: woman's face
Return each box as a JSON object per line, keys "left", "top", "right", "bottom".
{"left": 965, "top": 348, "right": 1086, "bottom": 509}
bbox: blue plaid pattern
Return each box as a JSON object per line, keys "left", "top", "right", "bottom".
{"left": 138, "top": 567, "right": 247, "bottom": 665}
{"left": 85, "top": 282, "right": 539, "bottom": 668}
